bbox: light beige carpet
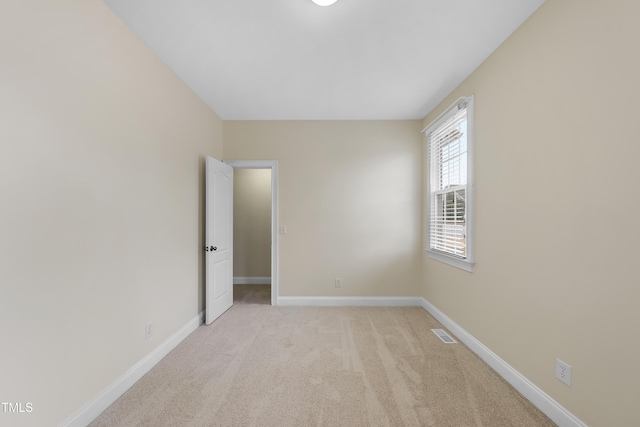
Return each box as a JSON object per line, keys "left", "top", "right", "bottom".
{"left": 233, "top": 284, "right": 271, "bottom": 305}
{"left": 90, "top": 305, "right": 555, "bottom": 427}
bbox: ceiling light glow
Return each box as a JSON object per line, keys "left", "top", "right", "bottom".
{"left": 312, "top": 0, "right": 338, "bottom": 6}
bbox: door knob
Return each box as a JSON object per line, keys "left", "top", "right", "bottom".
{"left": 212, "top": 246, "right": 217, "bottom": 251}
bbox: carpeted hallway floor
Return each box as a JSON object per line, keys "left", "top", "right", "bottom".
{"left": 233, "top": 284, "right": 271, "bottom": 305}
{"left": 90, "top": 301, "right": 555, "bottom": 426}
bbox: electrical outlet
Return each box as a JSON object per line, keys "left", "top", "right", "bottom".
{"left": 556, "top": 359, "right": 571, "bottom": 387}
{"left": 334, "top": 278, "right": 342, "bottom": 288}
{"left": 145, "top": 322, "right": 154, "bottom": 340}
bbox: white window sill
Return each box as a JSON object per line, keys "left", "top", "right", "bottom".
{"left": 426, "top": 249, "right": 474, "bottom": 272}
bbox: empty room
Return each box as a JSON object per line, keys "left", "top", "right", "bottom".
{"left": 1, "top": 1, "right": 639, "bottom": 426}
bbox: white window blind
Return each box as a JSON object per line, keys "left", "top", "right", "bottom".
{"left": 428, "top": 101, "right": 470, "bottom": 260}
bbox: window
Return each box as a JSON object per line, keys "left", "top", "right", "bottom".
{"left": 424, "top": 96, "right": 474, "bottom": 271}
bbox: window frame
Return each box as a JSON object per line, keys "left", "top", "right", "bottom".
{"left": 423, "top": 96, "right": 475, "bottom": 272}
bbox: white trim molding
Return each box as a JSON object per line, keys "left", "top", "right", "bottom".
{"left": 419, "top": 298, "right": 587, "bottom": 427}
{"left": 426, "top": 250, "right": 475, "bottom": 272}
{"left": 62, "top": 312, "right": 205, "bottom": 427}
{"left": 233, "top": 276, "right": 271, "bottom": 285}
{"left": 277, "top": 296, "right": 424, "bottom": 307}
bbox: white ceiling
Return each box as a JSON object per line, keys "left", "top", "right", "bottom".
{"left": 103, "top": 0, "right": 545, "bottom": 120}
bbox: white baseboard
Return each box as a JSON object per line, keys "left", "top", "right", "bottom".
{"left": 277, "top": 296, "right": 424, "bottom": 307}
{"left": 62, "top": 311, "right": 205, "bottom": 427}
{"left": 419, "top": 298, "right": 586, "bottom": 427}
{"left": 233, "top": 276, "right": 271, "bottom": 285}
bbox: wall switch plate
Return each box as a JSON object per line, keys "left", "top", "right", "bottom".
{"left": 145, "top": 322, "right": 154, "bottom": 340}
{"left": 279, "top": 225, "right": 287, "bottom": 235}
{"left": 556, "top": 359, "right": 571, "bottom": 387}
{"left": 335, "top": 278, "right": 342, "bottom": 288}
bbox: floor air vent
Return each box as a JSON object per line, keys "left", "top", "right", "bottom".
{"left": 431, "top": 329, "right": 457, "bottom": 344}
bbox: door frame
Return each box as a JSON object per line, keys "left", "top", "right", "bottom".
{"left": 224, "top": 160, "right": 279, "bottom": 306}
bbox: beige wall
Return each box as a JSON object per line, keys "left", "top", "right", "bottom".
{"left": 233, "top": 169, "right": 272, "bottom": 278}
{"left": 224, "top": 121, "right": 423, "bottom": 297}
{"left": 0, "top": 1, "right": 223, "bottom": 426}
{"left": 421, "top": 1, "right": 640, "bottom": 426}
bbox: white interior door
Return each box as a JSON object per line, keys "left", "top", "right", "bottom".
{"left": 205, "top": 157, "right": 233, "bottom": 325}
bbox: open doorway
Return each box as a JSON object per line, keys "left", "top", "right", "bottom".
{"left": 224, "top": 160, "right": 279, "bottom": 306}
{"left": 232, "top": 168, "right": 271, "bottom": 304}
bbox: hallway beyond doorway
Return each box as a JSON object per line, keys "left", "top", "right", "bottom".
{"left": 233, "top": 284, "right": 271, "bottom": 305}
